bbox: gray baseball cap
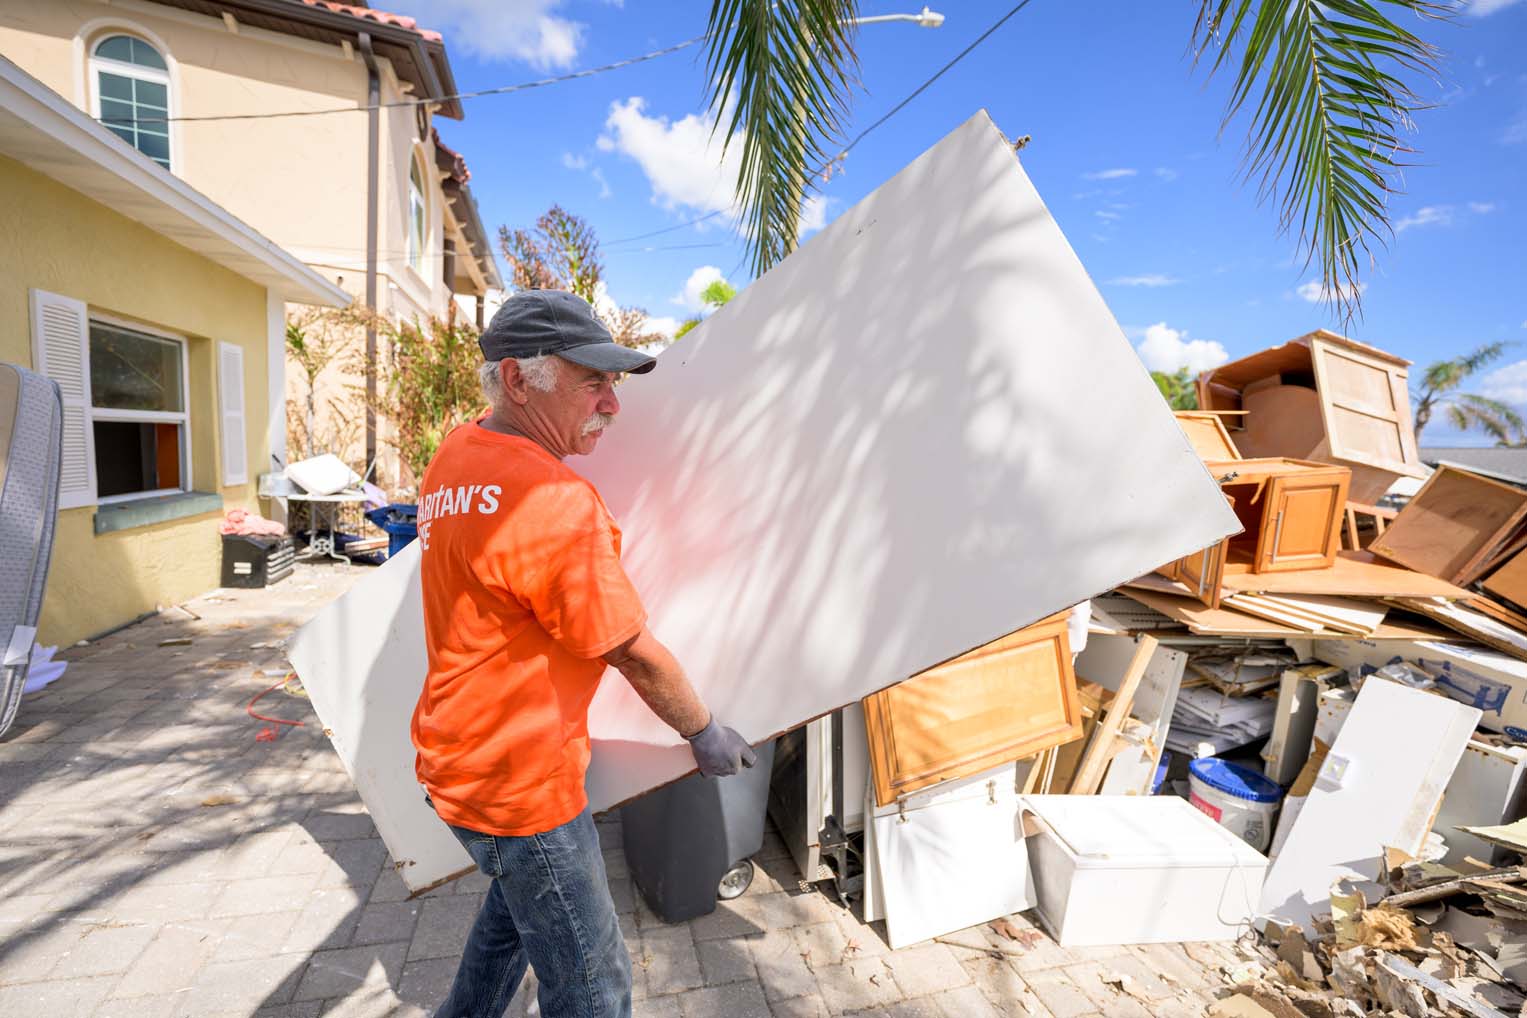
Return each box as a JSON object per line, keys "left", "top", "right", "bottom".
{"left": 479, "top": 289, "right": 656, "bottom": 375}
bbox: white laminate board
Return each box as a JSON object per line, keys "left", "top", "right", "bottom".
{"left": 1437, "top": 741, "right": 1527, "bottom": 866}
{"left": 871, "top": 763, "right": 1034, "bottom": 948}
{"left": 285, "top": 110, "right": 1240, "bottom": 892}
{"left": 1259, "top": 678, "right": 1480, "bottom": 932}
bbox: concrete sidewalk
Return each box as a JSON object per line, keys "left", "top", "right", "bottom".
{"left": 0, "top": 564, "right": 1244, "bottom": 1017}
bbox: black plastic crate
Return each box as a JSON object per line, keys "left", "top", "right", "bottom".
{"left": 221, "top": 534, "right": 295, "bottom": 588}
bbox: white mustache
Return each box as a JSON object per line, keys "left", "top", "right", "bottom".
{"left": 581, "top": 412, "right": 615, "bottom": 436}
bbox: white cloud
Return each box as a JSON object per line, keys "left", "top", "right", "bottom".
{"left": 1108, "top": 274, "right": 1180, "bottom": 287}
{"left": 1154, "top": 167, "right": 1179, "bottom": 183}
{"left": 1135, "top": 322, "right": 1229, "bottom": 374}
{"left": 798, "top": 194, "right": 832, "bottom": 239}
{"left": 561, "top": 152, "right": 612, "bottom": 198}
{"left": 1470, "top": 201, "right": 1499, "bottom": 214}
{"left": 1094, "top": 210, "right": 1121, "bottom": 222}
{"left": 1465, "top": 0, "right": 1524, "bottom": 14}
{"left": 1480, "top": 360, "right": 1527, "bottom": 404}
{"left": 1505, "top": 112, "right": 1527, "bottom": 145}
{"left": 1296, "top": 280, "right": 1367, "bottom": 303}
{"left": 639, "top": 315, "right": 683, "bottom": 341}
{"left": 598, "top": 97, "right": 741, "bottom": 219}
{"left": 1395, "top": 205, "right": 1454, "bottom": 232}
{"left": 390, "top": 0, "right": 583, "bottom": 70}
{"left": 1083, "top": 168, "right": 1137, "bottom": 180}
{"left": 671, "top": 265, "right": 726, "bottom": 311}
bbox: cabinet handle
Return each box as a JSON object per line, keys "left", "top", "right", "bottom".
{"left": 1272, "top": 510, "right": 1285, "bottom": 559}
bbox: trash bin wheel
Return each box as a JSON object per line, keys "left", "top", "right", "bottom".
{"left": 717, "top": 859, "right": 754, "bottom": 901}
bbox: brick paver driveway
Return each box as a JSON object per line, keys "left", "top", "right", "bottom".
{"left": 0, "top": 565, "right": 1244, "bottom": 1017}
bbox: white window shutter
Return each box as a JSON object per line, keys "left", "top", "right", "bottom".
{"left": 29, "top": 289, "right": 96, "bottom": 509}
{"left": 218, "top": 341, "right": 248, "bottom": 486}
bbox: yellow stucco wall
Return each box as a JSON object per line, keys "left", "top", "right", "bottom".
{"left": 0, "top": 155, "right": 270, "bottom": 646}
{"left": 0, "top": 0, "right": 452, "bottom": 317}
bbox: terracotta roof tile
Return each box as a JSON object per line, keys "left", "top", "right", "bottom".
{"left": 432, "top": 127, "right": 469, "bottom": 184}
{"left": 296, "top": 0, "right": 443, "bottom": 44}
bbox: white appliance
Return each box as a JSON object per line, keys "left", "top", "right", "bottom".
{"left": 1021, "top": 795, "right": 1268, "bottom": 946}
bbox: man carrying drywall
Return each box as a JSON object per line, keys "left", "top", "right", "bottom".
{"left": 411, "top": 289, "right": 754, "bottom": 1018}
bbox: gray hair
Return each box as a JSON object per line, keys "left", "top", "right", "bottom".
{"left": 479, "top": 355, "right": 559, "bottom": 409}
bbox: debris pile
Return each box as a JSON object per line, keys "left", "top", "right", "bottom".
{"left": 1069, "top": 330, "right": 1527, "bottom": 1015}
{"left": 1215, "top": 851, "right": 1527, "bottom": 1018}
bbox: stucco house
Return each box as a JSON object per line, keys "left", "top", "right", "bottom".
{"left": 0, "top": 0, "right": 502, "bottom": 484}
{"left": 0, "top": 55, "right": 348, "bottom": 646}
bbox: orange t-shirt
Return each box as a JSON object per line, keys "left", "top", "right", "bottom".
{"left": 410, "top": 422, "right": 646, "bottom": 836}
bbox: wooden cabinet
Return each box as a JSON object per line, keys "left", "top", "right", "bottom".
{"left": 1157, "top": 459, "right": 1349, "bottom": 605}
{"left": 1196, "top": 330, "right": 1425, "bottom": 503}
{"left": 863, "top": 612, "right": 1083, "bottom": 808}
{"left": 1255, "top": 472, "right": 1350, "bottom": 572}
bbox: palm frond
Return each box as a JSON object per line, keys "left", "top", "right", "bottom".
{"left": 1455, "top": 393, "right": 1527, "bottom": 444}
{"left": 1192, "top": 0, "right": 1445, "bottom": 319}
{"left": 704, "top": 0, "right": 859, "bottom": 276}
{"left": 1459, "top": 340, "right": 1515, "bottom": 375}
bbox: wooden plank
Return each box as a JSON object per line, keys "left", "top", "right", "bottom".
{"left": 1220, "top": 550, "right": 1471, "bottom": 599}
{"left": 1123, "top": 588, "right": 1322, "bottom": 637}
{"left": 1469, "top": 595, "right": 1527, "bottom": 633}
{"left": 1389, "top": 598, "right": 1527, "bottom": 662}
{"left": 1068, "top": 636, "right": 1156, "bottom": 795}
{"left": 1250, "top": 593, "right": 1387, "bottom": 634}
{"left": 1483, "top": 546, "right": 1527, "bottom": 612}
{"left": 864, "top": 615, "right": 1083, "bottom": 807}
{"left": 1121, "top": 588, "right": 1454, "bottom": 642}
{"left": 1076, "top": 635, "right": 1187, "bottom": 797}
{"left": 1221, "top": 594, "right": 1324, "bottom": 633}
{"left": 1174, "top": 412, "right": 1240, "bottom": 462}
{"left": 1469, "top": 525, "right": 1527, "bottom": 586}
{"left": 283, "top": 111, "right": 1243, "bottom": 892}
{"left": 1370, "top": 465, "right": 1527, "bottom": 584}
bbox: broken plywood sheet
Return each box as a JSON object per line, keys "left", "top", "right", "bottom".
{"left": 1259, "top": 677, "right": 1480, "bottom": 933}
{"left": 1121, "top": 588, "right": 1450, "bottom": 642}
{"left": 286, "top": 110, "right": 1240, "bottom": 892}
{"left": 1220, "top": 550, "right": 1470, "bottom": 599}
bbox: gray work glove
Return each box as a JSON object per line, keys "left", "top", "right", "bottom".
{"left": 685, "top": 717, "right": 757, "bottom": 778}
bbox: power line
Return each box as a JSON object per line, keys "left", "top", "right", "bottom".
{"left": 100, "top": 32, "right": 708, "bottom": 126}
{"left": 607, "top": 0, "right": 1034, "bottom": 251}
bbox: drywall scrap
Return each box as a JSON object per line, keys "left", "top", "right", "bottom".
{"left": 286, "top": 110, "right": 1240, "bottom": 892}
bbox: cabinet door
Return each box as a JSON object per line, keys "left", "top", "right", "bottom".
{"left": 1256, "top": 472, "right": 1349, "bottom": 572}
{"left": 1177, "top": 539, "right": 1227, "bottom": 609}
{"left": 863, "top": 615, "right": 1083, "bottom": 807}
{"left": 1309, "top": 335, "right": 1421, "bottom": 477}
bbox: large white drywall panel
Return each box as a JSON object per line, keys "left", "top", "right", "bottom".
{"left": 286, "top": 109, "right": 1240, "bottom": 892}
{"left": 1259, "top": 678, "right": 1479, "bottom": 933}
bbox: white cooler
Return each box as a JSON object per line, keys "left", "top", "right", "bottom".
{"left": 1021, "top": 795, "right": 1267, "bottom": 946}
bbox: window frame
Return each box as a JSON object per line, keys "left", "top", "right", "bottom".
{"left": 88, "top": 314, "right": 192, "bottom": 506}
{"left": 88, "top": 32, "right": 174, "bottom": 171}
{"left": 407, "top": 154, "right": 427, "bottom": 276}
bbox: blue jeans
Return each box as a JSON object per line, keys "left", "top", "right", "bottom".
{"left": 436, "top": 808, "right": 632, "bottom": 1018}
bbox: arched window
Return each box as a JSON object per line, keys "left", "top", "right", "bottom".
{"left": 407, "top": 156, "right": 427, "bottom": 274}
{"left": 90, "top": 34, "right": 171, "bottom": 170}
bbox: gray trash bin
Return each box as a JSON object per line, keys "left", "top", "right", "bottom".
{"left": 619, "top": 739, "right": 777, "bottom": 923}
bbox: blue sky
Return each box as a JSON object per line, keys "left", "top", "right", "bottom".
{"left": 395, "top": 0, "right": 1527, "bottom": 446}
